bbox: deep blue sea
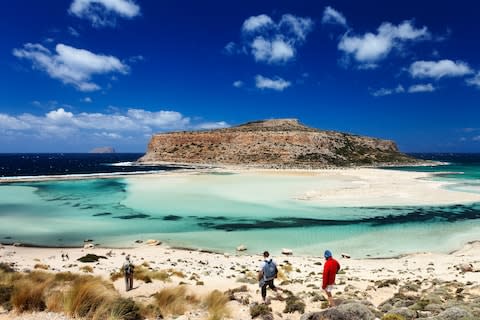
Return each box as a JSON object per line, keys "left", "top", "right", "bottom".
{"left": 0, "top": 153, "right": 181, "bottom": 177}
{"left": 0, "top": 153, "right": 479, "bottom": 257}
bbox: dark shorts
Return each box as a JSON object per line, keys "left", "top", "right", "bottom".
{"left": 261, "top": 279, "right": 276, "bottom": 298}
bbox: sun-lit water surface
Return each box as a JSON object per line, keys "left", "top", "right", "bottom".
{"left": 1, "top": 165, "right": 480, "bottom": 257}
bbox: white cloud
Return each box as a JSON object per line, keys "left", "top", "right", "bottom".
{"left": 466, "top": 72, "right": 480, "bottom": 89}
{"left": 408, "top": 83, "right": 436, "bottom": 93}
{"left": 409, "top": 60, "right": 473, "bottom": 79}
{"left": 13, "top": 43, "right": 129, "bottom": 91}
{"left": 83, "top": 97, "right": 93, "bottom": 103}
{"left": 339, "top": 20, "right": 430, "bottom": 64}
{"left": 234, "top": 14, "right": 313, "bottom": 64}
{"left": 473, "top": 136, "right": 480, "bottom": 142}
{"left": 0, "top": 108, "right": 229, "bottom": 141}
{"left": 322, "top": 6, "right": 347, "bottom": 27}
{"left": 371, "top": 85, "right": 404, "bottom": 97}
{"left": 255, "top": 75, "right": 291, "bottom": 91}
{"left": 251, "top": 36, "right": 295, "bottom": 63}
{"left": 242, "top": 14, "right": 274, "bottom": 32}
{"left": 69, "top": 0, "right": 140, "bottom": 27}
{"left": 278, "top": 14, "right": 314, "bottom": 41}
{"left": 195, "top": 122, "right": 230, "bottom": 130}
{"left": 233, "top": 80, "right": 244, "bottom": 88}
{"left": 68, "top": 27, "right": 80, "bottom": 37}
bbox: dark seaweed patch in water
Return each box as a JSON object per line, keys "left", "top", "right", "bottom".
{"left": 163, "top": 215, "right": 182, "bottom": 221}
{"left": 115, "top": 213, "right": 151, "bottom": 219}
{"left": 196, "top": 203, "right": 480, "bottom": 231}
{"left": 93, "top": 212, "right": 112, "bottom": 217}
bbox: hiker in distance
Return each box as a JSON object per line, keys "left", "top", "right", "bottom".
{"left": 322, "top": 249, "right": 341, "bottom": 307}
{"left": 123, "top": 254, "right": 135, "bottom": 291}
{"left": 258, "top": 251, "right": 282, "bottom": 304}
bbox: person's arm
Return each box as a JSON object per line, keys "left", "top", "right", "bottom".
{"left": 322, "top": 263, "right": 329, "bottom": 289}
{"left": 258, "top": 262, "right": 264, "bottom": 281}
{"left": 336, "top": 261, "right": 341, "bottom": 273}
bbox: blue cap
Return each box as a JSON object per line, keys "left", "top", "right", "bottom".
{"left": 324, "top": 250, "right": 332, "bottom": 259}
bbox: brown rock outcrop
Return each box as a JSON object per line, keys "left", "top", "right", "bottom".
{"left": 138, "top": 119, "right": 416, "bottom": 168}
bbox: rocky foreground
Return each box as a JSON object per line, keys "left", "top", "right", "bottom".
{"left": 139, "top": 119, "right": 417, "bottom": 168}
{"left": 1, "top": 242, "right": 479, "bottom": 320}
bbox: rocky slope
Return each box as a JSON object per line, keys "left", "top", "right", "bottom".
{"left": 139, "top": 119, "right": 416, "bottom": 167}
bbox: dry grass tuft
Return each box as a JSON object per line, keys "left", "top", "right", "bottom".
{"left": 45, "top": 290, "right": 65, "bottom": 312}
{"left": 153, "top": 285, "right": 198, "bottom": 317}
{"left": 80, "top": 265, "right": 94, "bottom": 273}
{"left": 108, "top": 297, "right": 143, "bottom": 320}
{"left": 203, "top": 290, "right": 230, "bottom": 320}
{"left": 34, "top": 263, "right": 49, "bottom": 270}
{"left": 11, "top": 277, "right": 49, "bottom": 312}
{"left": 111, "top": 265, "right": 171, "bottom": 283}
{"left": 64, "top": 276, "right": 117, "bottom": 318}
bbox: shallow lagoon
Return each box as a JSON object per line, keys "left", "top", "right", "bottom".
{"left": 1, "top": 171, "right": 480, "bottom": 257}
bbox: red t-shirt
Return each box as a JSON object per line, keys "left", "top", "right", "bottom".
{"left": 322, "top": 257, "right": 340, "bottom": 289}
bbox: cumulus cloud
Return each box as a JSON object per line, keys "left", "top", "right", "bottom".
{"left": 409, "top": 60, "right": 473, "bottom": 79}
{"left": 371, "top": 85, "right": 405, "bottom": 97}
{"left": 69, "top": 0, "right": 140, "bottom": 27}
{"left": 229, "top": 13, "right": 313, "bottom": 64}
{"left": 322, "top": 6, "right": 347, "bottom": 27}
{"left": 408, "top": 83, "right": 436, "bottom": 93}
{"left": 466, "top": 72, "right": 480, "bottom": 89}
{"left": 255, "top": 75, "right": 291, "bottom": 91}
{"left": 13, "top": 43, "right": 129, "bottom": 91}
{"left": 339, "top": 20, "right": 430, "bottom": 65}
{"left": 251, "top": 36, "right": 295, "bottom": 63}
{"left": 242, "top": 14, "right": 274, "bottom": 32}
{"left": 0, "top": 108, "right": 229, "bottom": 142}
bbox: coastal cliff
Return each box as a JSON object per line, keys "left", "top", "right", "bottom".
{"left": 139, "top": 119, "right": 415, "bottom": 167}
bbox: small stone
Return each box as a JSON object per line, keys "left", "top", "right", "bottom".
{"left": 236, "top": 244, "right": 247, "bottom": 251}
{"left": 282, "top": 248, "right": 293, "bottom": 255}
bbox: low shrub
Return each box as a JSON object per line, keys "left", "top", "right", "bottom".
{"left": 153, "top": 286, "right": 198, "bottom": 317}
{"left": 204, "top": 290, "right": 230, "bottom": 320}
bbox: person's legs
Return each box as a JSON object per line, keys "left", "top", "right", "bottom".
{"left": 261, "top": 283, "right": 267, "bottom": 302}
{"left": 125, "top": 275, "right": 129, "bottom": 291}
{"left": 129, "top": 274, "right": 133, "bottom": 290}
{"left": 324, "top": 287, "right": 335, "bottom": 307}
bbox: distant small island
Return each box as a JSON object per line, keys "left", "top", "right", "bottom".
{"left": 89, "top": 146, "right": 116, "bottom": 154}
{"left": 139, "top": 119, "right": 418, "bottom": 168}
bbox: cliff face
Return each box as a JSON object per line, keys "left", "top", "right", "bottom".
{"left": 139, "top": 119, "right": 414, "bottom": 167}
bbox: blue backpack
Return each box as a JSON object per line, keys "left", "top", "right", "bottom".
{"left": 263, "top": 260, "right": 278, "bottom": 280}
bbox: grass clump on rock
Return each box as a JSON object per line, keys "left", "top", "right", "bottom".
{"left": 250, "top": 303, "right": 272, "bottom": 318}
{"left": 283, "top": 291, "right": 306, "bottom": 314}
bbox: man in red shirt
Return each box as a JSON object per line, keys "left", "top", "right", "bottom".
{"left": 322, "top": 249, "right": 340, "bottom": 307}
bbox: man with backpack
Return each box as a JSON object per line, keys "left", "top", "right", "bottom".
{"left": 123, "top": 254, "right": 134, "bottom": 291}
{"left": 322, "top": 249, "right": 340, "bottom": 307}
{"left": 258, "top": 251, "right": 281, "bottom": 303}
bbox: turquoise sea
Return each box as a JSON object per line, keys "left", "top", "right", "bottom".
{"left": 1, "top": 153, "right": 480, "bottom": 258}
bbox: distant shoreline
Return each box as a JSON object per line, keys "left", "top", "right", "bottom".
{"left": 0, "top": 159, "right": 440, "bottom": 183}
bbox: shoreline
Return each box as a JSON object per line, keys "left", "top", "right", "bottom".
{"left": 0, "top": 159, "right": 441, "bottom": 184}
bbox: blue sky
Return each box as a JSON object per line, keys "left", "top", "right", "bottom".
{"left": 1, "top": 0, "right": 479, "bottom": 152}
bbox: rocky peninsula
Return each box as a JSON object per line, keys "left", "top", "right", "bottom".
{"left": 138, "top": 119, "right": 417, "bottom": 168}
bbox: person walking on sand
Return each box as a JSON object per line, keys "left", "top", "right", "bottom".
{"left": 123, "top": 255, "right": 134, "bottom": 291}
{"left": 322, "top": 249, "right": 340, "bottom": 307}
{"left": 258, "top": 251, "right": 280, "bottom": 304}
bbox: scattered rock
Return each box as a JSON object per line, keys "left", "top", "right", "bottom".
{"left": 77, "top": 254, "right": 107, "bottom": 263}
{"left": 282, "top": 248, "right": 293, "bottom": 255}
{"left": 83, "top": 243, "right": 95, "bottom": 249}
{"left": 236, "top": 244, "right": 247, "bottom": 252}
{"left": 436, "top": 306, "right": 473, "bottom": 320}
{"left": 145, "top": 239, "right": 161, "bottom": 246}
{"left": 386, "top": 307, "right": 416, "bottom": 320}
{"left": 341, "top": 253, "right": 351, "bottom": 259}
{"left": 456, "top": 263, "right": 473, "bottom": 273}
